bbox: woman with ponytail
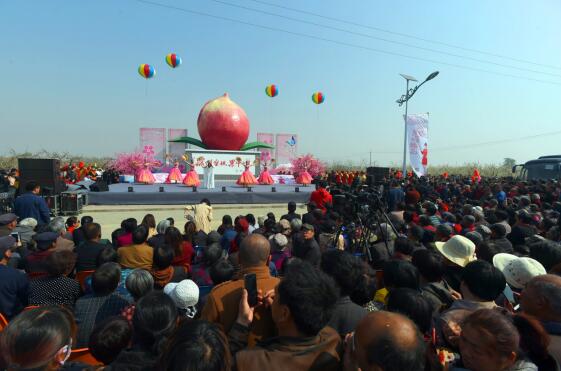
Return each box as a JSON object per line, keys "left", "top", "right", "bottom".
{"left": 107, "top": 291, "right": 178, "bottom": 370}
{"left": 0, "top": 306, "right": 75, "bottom": 371}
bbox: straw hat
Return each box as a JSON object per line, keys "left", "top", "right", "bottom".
{"left": 435, "top": 235, "right": 476, "bottom": 267}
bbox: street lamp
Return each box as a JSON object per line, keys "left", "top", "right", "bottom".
{"left": 396, "top": 71, "right": 439, "bottom": 176}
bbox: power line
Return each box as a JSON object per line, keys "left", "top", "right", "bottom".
{"left": 329, "top": 129, "right": 561, "bottom": 157}
{"left": 210, "top": 0, "right": 561, "bottom": 79}
{"left": 245, "top": 0, "right": 561, "bottom": 71}
{"left": 132, "top": 0, "right": 561, "bottom": 86}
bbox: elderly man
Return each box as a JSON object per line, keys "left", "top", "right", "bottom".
{"left": 0, "top": 236, "right": 29, "bottom": 318}
{"left": 345, "top": 311, "right": 426, "bottom": 371}
{"left": 49, "top": 217, "right": 75, "bottom": 252}
{"left": 0, "top": 213, "right": 18, "bottom": 237}
{"left": 201, "top": 234, "right": 279, "bottom": 347}
{"left": 520, "top": 274, "right": 561, "bottom": 365}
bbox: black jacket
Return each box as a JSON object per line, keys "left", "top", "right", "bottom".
{"left": 327, "top": 296, "right": 368, "bottom": 336}
{"left": 292, "top": 235, "right": 321, "bottom": 267}
{"left": 75, "top": 240, "right": 108, "bottom": 271}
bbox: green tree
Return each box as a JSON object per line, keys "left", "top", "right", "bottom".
{"left": 503, "top": 158, "right": 516, "bottom": 168}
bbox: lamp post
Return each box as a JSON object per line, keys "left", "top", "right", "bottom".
{"left": 396, "top": 71, "right": 439, "bottom": 176}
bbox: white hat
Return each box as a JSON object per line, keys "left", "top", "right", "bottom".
{"left": 435, "top": 235, "right": 477, "bottom": 267}
{"left": 172, "top": 280, "right": 199, "bottom": 309}
{"left": 493, "top": 253, "right": 546, "bottom": 289}
{"left": 19, "top": 218, "right": 38, "bottom": 228}
{"left": 164, "top": 280, "right": 199, "bottom": 318}
{"left": 163, "top": 282, "right": 178, "bottom": 296}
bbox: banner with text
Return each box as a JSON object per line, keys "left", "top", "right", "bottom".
{"left": 276, "top": 134, "right": 298, "bottom": 166}
{"left": 256, "top": 132, "right": 274, "bottom": 164}
{"left": 168, "top": 128, "right": 187, "bottom": 164}
{"left": 406, "top": 114, "right": 429, "bottom": 177}
{"left": 139, "top": 128, "right": 166, "bottom": 163}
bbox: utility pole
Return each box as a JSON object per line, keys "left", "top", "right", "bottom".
{"left": 369, "top": 151, "right": 372, "bottom": 167}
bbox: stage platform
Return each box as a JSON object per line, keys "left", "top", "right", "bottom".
{"left": 87, "top": 182, "right": 313, "bottom": 205}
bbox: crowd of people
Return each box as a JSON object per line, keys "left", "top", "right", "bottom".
{"left": 1, "top": 175, "right": 561, "bottom": 370}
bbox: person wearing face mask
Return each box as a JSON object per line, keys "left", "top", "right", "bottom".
{"left": 0, "top": 306, "right": 75, "bottom": 370}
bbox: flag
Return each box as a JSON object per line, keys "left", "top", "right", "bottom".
{"left": 406, "top": 113, "right": 429, "bottom": 177}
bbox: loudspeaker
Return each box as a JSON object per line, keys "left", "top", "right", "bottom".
{"left": 18, "top": 158, "right": 66, "bottom": 195}
{"left": 60, "top": 192, "right": 84, "bottom": 216}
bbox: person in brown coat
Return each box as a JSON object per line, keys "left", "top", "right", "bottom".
{"left": 200, "top": 234, "right": 280, "bottom": 347}
{"left": 229, "top": 259, "right": 341, "bottom": 371}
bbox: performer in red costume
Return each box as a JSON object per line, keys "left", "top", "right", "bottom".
{"left": 166, "top": 161, "right": 183, "bottom": 184}
{"left": 257, "top": 161, "right": 274, "bottom": 185}
{"left": 420, "top": 143, "right": 428, "bottom": 173}
{"left": 237, "top": 161, "right": 258, "bottom": 186}
{"left": 183, "top": 157, "right": 201, "bottom": 187}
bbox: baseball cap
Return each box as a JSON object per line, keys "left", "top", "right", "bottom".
{"left": 301, "top": 223, "right": 315, "bottom": 232}
{"left": 33, "top": 232, "right": 59, "bottom": 251}
{"left": 0, "top": 213, "right": 17, "bottom": 225}
{"left": 0, "top": 236, "right": 16, "bottom": 256}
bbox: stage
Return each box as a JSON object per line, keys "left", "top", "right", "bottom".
{"left": 87, "top": 182, "right": 313, "bottom": 205}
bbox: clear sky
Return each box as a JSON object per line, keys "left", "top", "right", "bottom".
{"left": 1, "top": 0, "right": 560, "bottom": 166}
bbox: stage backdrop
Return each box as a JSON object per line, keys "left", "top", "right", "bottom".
{"left": 406, "top": 113, "right": 429, "bottom": 177}
{"left": 139, "top": 128, "right": 166, "bottom": 163}
{"left": 168, "top": 128, "right": 187, "bottom": 163}
{"left": 256, "top": 132, "right": 274, "bottom": 163}
{"left": 275, "top": 134, "right": 298, "bottom": 166}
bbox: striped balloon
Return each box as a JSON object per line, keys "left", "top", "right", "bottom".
{"left": 138, "top": 64, "right": 155, "bottom": 79}
{"left": 165, "top": 53, "right": 182, "bottom": 68}
{"left": 312, "top": 91, "right": 324, "bottom": 104}
{"left": 265, "top": 84, "right": 278, "bottom": 97}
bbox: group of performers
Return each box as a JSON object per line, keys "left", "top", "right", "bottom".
{"left": 134, "top": 157, "right": 315, "bottom": 187}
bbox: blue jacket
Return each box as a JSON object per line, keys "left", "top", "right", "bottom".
{"left": 14, "top": 192, "right": 51, "bottom": 225}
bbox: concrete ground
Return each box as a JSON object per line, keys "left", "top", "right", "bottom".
{"left": 80, "top": 203, "right": 308, "bottom": 234}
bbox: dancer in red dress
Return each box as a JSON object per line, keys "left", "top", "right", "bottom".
{"left": 257, "top": 162, "right": 274, "bottom": 185}
{"left": 166, "top": 161, "right": 183, "bottom": 184}
{"left": 296, "top": 167, "right": 313, "bottom": 186}
{"left": 237, "top": 161, "right": 258, "bottom": 186}
{"left": 183, "top": 159, "right": 201, "bottom": 187}
{"left": 134, "top": 160, "right": 158, "bottom": 184}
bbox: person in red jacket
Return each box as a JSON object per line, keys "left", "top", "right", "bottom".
{"left": 309, "top": 181, "right": 332, "bottom": 213}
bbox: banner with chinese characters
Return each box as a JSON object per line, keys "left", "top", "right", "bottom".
{"left": 139, "top": 128, "right": 166, "bottom": 163}
{"left": 406, "top": 114, "right": 429, "bottom": 177}
{"left": 184, "top": 150, "right": 259, "bottom": 176}
{"left": 275, "top": 134, "right": 298, "bottom": 166}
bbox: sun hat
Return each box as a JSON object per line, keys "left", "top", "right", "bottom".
{"left": 435, "top": 235, "right": 476, "bottom": 267}
{"left": 493, "top": 253, "right": 546, "bottom": 289}
{"left": 164, "top": 280, "right": 199, "bottom": 318}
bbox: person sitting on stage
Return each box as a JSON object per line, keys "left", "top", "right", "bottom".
{"left": 236, "top": 161, "right": 258, "bottom": 187}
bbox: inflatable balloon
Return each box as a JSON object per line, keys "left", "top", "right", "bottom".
{"left": 165, "top": 53, "right": 182, "bottom": 68}
{"left": 265, "top": 84, "right": 278, "bottom": 97}
{"left": 138, "top": 64, "right": 155, "bottom": 79}
{"left": 312, "top": 92, "right": 324, "bottom": 104}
